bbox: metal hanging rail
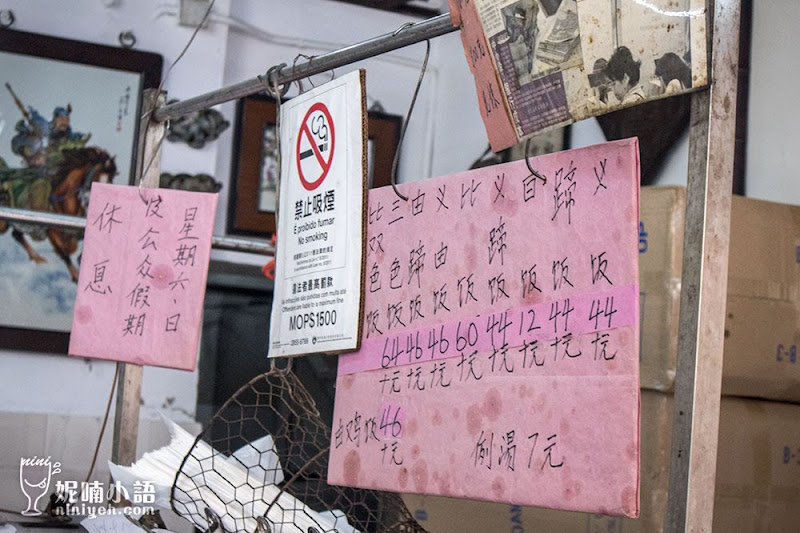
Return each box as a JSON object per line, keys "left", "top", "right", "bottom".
{"left": 153, "top": 13, "right": 457, "bottom": 122}
{"left": 0, "top": 206, "right": 274, "bottom": 255}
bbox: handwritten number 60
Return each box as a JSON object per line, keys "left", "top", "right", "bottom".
{"left": 456, "top": 321, "right": 478, "bottom": 351}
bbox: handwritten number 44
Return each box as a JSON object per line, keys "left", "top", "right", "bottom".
{"left": 589, "top": 297, "right": 617, "bottom": 329}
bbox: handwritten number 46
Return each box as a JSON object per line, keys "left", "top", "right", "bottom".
{"left": 380, "top": 406, "right": 403, "bottom": 438}
{"left": 428, "top": 326, "right": 450, "bottom": 357}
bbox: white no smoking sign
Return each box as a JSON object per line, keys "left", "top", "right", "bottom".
{"left": 270, "top": 69, "right": 367, "bottom": 358}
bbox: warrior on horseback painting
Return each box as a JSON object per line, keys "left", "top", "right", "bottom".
{"left": 0, "top": 83, "right": 118, "bottom": 282}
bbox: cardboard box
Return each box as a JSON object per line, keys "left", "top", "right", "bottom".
{"left": 639, "top": 187, "right": 800, "bottom": 402}
{"left": 639, "top": 187, "right": 685, "bottom": 391}
{"left": 403, "top": 392, "right": 800, "bottom": 532}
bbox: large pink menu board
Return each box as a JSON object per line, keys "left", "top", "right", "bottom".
{"left": 329, "top": 139, "right": 641, "bottom": 516}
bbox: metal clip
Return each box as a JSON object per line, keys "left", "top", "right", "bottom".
{"left": 0, "top": 9, "right": 15, "bottom": 28}
{"left": 255, "top": 516, "right": 272, "bottom": 533}
{"left": 203, "top": 507, "right": 222, "bottom": 533}
{"left": 119, "top": 30, "right": 137, "bottom": 49}
{"left": 291, "top": 54, "right": 335, "bottom": 92}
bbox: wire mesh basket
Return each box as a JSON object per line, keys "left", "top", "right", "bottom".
{"left": 170, "top": 362, "right": 427, "bottom": 533}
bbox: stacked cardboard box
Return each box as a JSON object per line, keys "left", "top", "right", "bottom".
{"left": 640, "top": 187, "right": 800, "bottom": 401}
{"left": 402, "top": 187, "right": 800, "bottom": 531}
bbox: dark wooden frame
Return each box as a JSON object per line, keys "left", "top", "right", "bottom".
{"left": 0, "top": 28, "right": 163, "bottom": 353}
{"left": 228, "top": 94, "right": 401, "bottom": 238}
{"left": 0, "top": 28, "right": 162, "bottom": 89}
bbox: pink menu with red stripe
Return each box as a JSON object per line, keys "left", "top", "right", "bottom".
{"left": 329, "top": 139, "right": 641, "bottom": 516}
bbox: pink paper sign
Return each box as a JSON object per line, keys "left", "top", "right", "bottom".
{"left": 451, "top": 0, "right": 518, "bottom": 152}
{"left": 69, "top": 183, "right": 218, "bottom": 371}
{"left": 329, "top": 139, "right": 641, "bottom": 517}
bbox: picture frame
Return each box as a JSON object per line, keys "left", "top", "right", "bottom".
{"left": 228, "top": 94, "right": 402, "bottom": 238}
{"left": 0, "top": 28, "right": 163, "bottom": 352}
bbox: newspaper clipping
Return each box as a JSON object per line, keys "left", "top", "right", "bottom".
{"left": 462, "top": 0, "right": 707, "bottom": 147}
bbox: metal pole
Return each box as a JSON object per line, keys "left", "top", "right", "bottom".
{"left": 0, "top": 206, "right": 85, "bottom": 231}
{"left": 211, "top": 234, "right": 274, "bottom": 255}
{"left": 0, "top": 206, "right": 275, "bottom": 256}
{"left": 153, "top": 13, "right": 457, "bottom": 122}
{"left": 666, "top": 0, "right": 741, "bottom": 530}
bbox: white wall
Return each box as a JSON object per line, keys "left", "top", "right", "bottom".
{"left": 746, "top": 1, "right": 800, "bottom": 203}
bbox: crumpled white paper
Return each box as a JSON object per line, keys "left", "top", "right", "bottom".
{"left": 109, "top": 417, "right": 357, "bottom": 533}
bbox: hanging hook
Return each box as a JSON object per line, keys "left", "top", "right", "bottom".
{"left": 118, "top": 30, "right": 136, "bottom": 49}
{"left": 291, "top": 53, "right": 336, "bottom": 91}
{"left": 259, "top": 64, "right": 290, "bottom": 99}
{"left": 269, "top": 356, "right": 293, "bottom": 375}
{"left": 524, "top": 137, "right": 547, "bottom": 184}
{"left": 393, "top": 22, "right": 414, "bottom": 36}
{"left": 292, "top": 53, "right": 313, "bottom": 91}
{"left": 0, "top": 9, "right": 15, "bottom": 28}
{"left": 267, "top": 70, "right": 284, "bottom": 262}
{"left": 389, "top": 25, "right": 431, "bottom": 202}
{"left": 292, "top": 53, "right": 318, "bottom": 92}
{"left": 137, "top": 176, "right": 149, "bottom": 204}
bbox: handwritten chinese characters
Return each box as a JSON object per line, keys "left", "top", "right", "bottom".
{"left": 69, "top": 183, "right": 218, "bottom": 371}
{"left": 329, "top": 139, "right": 641, "bottom": 517}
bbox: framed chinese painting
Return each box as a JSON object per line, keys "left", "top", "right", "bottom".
{"left": 228, "top": 94, "right": 401, "bottom": 238}
{"left": 0, "top": 28, "right": 162, "bottom": 352}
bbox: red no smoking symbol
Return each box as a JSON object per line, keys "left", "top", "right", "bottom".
{"left": 296, "top": 102, "right": 335, "bottom": 191}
